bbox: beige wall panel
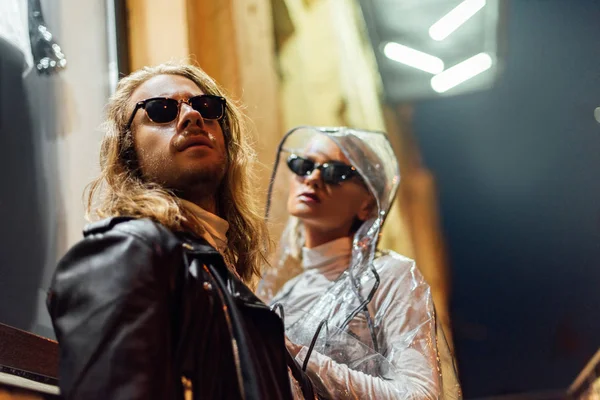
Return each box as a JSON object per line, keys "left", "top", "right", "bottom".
{"left": 127, "top": 0, "right": 189, "bottom": 70}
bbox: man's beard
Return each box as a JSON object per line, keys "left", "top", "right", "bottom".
{"left": 137, "top": 147, "right": 228, "bottom": 208}
{"left": 171, "top": 156, "right": 228, "bottom": 200}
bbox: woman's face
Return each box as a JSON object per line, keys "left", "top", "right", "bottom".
{"left": 287, "top": 135, "right": 374, "bottom": 240}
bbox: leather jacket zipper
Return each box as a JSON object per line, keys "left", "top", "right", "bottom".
{"left": 201, "top": 262, "right": 246, "bottom": 400}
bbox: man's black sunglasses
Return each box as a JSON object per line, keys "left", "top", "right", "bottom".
{"left": 126, "top": 95, "right": 226, "bottom": 129}
{"left": 286, "top": 154, "right": 359, "bottom": 185}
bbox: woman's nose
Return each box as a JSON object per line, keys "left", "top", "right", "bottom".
{"left": 303, "top": 168, "right": 322, "bottom": 188}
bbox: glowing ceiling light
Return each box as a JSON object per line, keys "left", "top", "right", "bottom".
{"left": 431, "top": 52, "right": 492, "bottom": 93}
{"left": 429, "top": 0, "right": 487, "bottom": 41}
{"left": 383, "top": 42, "right": 444, "bottom": 74}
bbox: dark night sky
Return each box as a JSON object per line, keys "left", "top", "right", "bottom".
{"left": 414, "top": 1, "right": 600, "bottom": 397}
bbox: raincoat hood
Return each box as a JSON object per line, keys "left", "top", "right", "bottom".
{"left": 261, "top": 126, "right": 399, "bottom": 305}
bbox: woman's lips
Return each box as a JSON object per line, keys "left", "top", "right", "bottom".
{"left": 298, "top": 192, "right": 320, "bottom": 203}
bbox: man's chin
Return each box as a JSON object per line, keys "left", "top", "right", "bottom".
{"left": 182, "top": 154, "right": 226, "bottom": 177}
{"left": 164, "top": 162, "right": 223, "bottom": 192}
{"left": 185, "top": 168, "right": 224, "bottom": 186}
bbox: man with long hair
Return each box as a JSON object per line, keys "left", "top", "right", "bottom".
{"left": 46, "top": 63, "right": 315, "bottom": 399}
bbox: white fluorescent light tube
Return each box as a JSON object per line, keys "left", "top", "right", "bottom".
{"left": 383, "top": 42, "right": 444, "bottom": 74}
{"left": 429, "top": 0, "right": 487, "bottom": 41}
{"left": 431, "top": 52, "right": 492, "bottom": 93}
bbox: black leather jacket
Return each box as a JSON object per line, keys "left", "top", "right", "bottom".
{"left": 47, "top": 217, "right": 315, "bottom": 400}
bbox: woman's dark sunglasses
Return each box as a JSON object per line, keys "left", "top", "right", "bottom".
{"left": 286, "top": 154, "right": 359, "bottom": 185}
{"left": 126, "top": 95, "right": 226, "bottom": 129}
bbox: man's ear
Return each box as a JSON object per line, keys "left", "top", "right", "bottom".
{"left": 357, "top": 195, "right": 376, "bottom": 221}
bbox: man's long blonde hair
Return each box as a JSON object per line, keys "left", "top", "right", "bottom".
{"left": 86, "top": 63, "right": 269, "bottom": 283}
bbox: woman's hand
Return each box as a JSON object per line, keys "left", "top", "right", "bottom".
{"left": 285, "top": 336, "right": 303, "bottom": 358}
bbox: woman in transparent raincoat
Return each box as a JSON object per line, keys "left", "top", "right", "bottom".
{"left": 259, "top": 126, "right": 461, "bottom": 399}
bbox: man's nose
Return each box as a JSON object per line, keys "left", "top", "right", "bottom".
{"left": 179, "top": 102, "right": 205, "bottom": 129}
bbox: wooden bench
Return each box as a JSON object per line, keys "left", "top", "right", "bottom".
{"left": 0, "top": 324, "right": 59, "bottom": 399}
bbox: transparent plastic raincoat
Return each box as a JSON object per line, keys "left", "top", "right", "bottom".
{"left": 259, "top": 126, "right": 461, "bottom": 399}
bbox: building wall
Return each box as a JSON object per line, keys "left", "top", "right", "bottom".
{"left": 0, "top": 0, "right": 112, "bottom": 338}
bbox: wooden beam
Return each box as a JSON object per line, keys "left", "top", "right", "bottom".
{"left": 392, "top": 104, "right": 455, "bottom": 351}
{"left": 126, "top": 0, "right": 190, "bottom": 70}
{"left": 185, "top": 1, "right": 240, "bottom": 95}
